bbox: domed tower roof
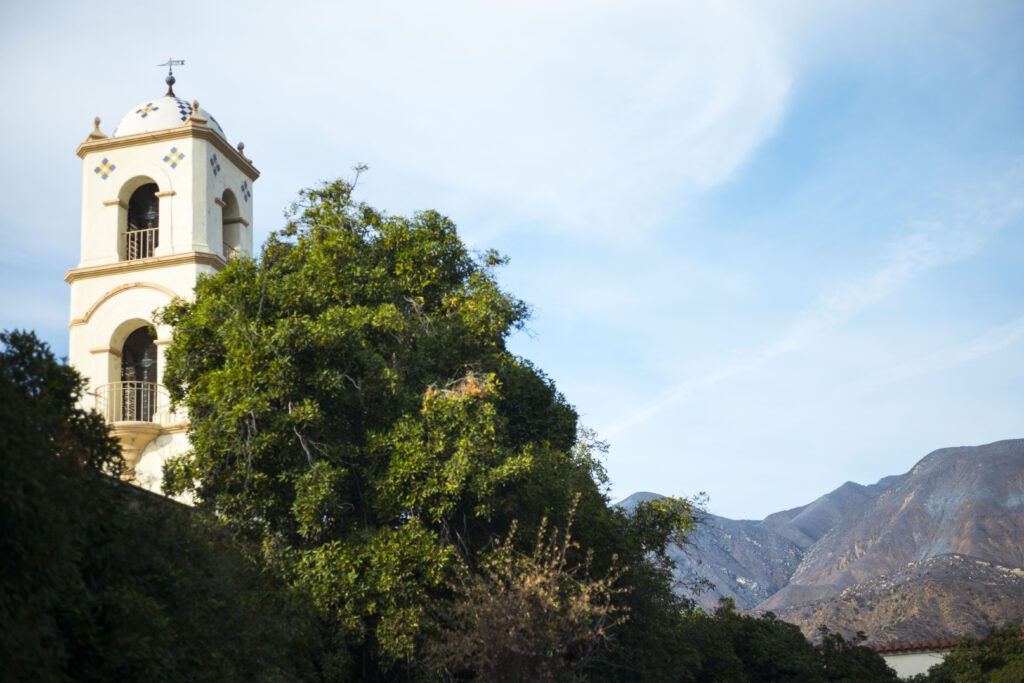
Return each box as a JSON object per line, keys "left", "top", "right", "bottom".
{"left": 113, "top": 94, "right": 226, "bottom": 139}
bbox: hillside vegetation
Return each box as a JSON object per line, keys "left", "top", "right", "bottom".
{"left": 0, "top": 330, "right": 323, "bottom": 681}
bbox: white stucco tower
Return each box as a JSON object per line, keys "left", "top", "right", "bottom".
{"left": 66, "top": 72, "right": 258, "bottom": 492}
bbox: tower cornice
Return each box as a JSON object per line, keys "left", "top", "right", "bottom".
{"left": 76, "top": 126, "right": 260, "bottom": 181}
{"left": 64, "top": 250, "right": 228, "bottom": 285}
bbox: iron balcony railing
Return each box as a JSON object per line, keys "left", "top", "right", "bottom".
{"left": 94, "top": 381, "right": 183, "bottom": 426}
{"left": 126, "top": 227, "right": 159, "bottom": 260}
{"left": 223, "top": 242, "right": 243, "bottom": 261}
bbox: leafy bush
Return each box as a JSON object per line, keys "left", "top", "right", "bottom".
{"left": 909, "top": 624, "right": 1024, "bottom": 682}
{"left": 0, "top": 331, "right": 324, "bottom": 681}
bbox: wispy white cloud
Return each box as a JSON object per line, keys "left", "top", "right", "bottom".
{"left": 602, "top": 165, "right": 1024, "bottom": 437}
{"left": 297, "top": 1, "right": 794, "bottom": 237}
{"left": 0, "top": 0, "right": 794, "bottom": 259}
{"left": 844, "top": 316, "right": 1024, "bottom": 398}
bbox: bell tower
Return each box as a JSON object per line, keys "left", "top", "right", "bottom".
{"left": 66, "top": 70, "right": 258, "bottom": 491}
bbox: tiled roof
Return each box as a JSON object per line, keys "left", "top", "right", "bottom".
{"left": 872, "top": 639, "right": 958, "bottom": 654}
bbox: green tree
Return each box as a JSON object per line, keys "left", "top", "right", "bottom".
{"left": 0, "top": 331, "right": 324, "bottom": 681}
{"left": 817, "top": 626, "right": 900, "bottom": 683}
{"left": 677, "top": 600, "right": 823, "bottom": 682}
{"left": 669, "top": 601, "right": 899, "bottom": 683}
{"left": 0, "top": 329, "right": 123, "bottom": 679}
{"left": 158, "top": 179, "right": 696, "bottom": 678}
{"left": 910, "top": 624, "right": 1024, "bottom": 682}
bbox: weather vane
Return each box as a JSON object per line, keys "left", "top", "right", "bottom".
{"left": 157, "top": 58, "right": 185, "bottom": 96}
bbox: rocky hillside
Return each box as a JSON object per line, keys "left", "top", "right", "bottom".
{"left": 618, "top": 491, "right": 803, "bottom": 608}
{"left": 760, "top": 477, "right": 898, "bottom": 550}
{"left": 762, "top": 439, "right": 1024, "bottom": 612}
{"left": 658, "top": 477, "right": 898, "bottom": 610}
{"left": 666, "top": 513, "right": 802, "bottom": 609}
{"left": 774, "top": 554, "right": 1024, "bottom": 643}
{"left": 625, "top": 439, "right": 1024, "bottom": 641}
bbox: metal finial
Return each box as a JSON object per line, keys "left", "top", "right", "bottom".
{"left": 157, "top": 58, "right": 185, "bottom": 96}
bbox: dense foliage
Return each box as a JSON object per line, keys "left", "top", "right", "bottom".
{"left": 0, "top": 331, "right": 323, "bottom": 681}
{"left": 909, "top": 624, "right": 1024, "bottom": 682}
{"left": 158, "top": 179, "right": 697, "bottom": 679}
{"left": 674, "top": 602, "right": 899, "bottom": 682}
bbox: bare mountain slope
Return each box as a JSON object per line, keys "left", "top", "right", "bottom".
{"left": 661, "top": 474, "right": 894, "bottom": 609}
{"left": 621, "top": 439, "right": 1024, "bottom": 640}
{"left": 616, "top": 492, "right": 798, "bottom": 609}
{"left": 760, "top": 439, "right": 1024, "bottom": 612}
{"left": 761, "top": 479, "right": 894, "bottom": 550}
{"left": 774, "top": 554, "right": 1024, "bottom": 643}
{"left": 668, "top": 514, "right": 803, "bottom": 610}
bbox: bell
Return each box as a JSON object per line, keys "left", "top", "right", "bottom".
{"left": 128, "top": 183, "right": 160, "bottom": 230}
{"left": 136, "top": 205, "right": 159, "bottom": 228}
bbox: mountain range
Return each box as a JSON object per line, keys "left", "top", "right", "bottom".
{"left": 619, "top": 439, "right": 1024, "bottom": 644}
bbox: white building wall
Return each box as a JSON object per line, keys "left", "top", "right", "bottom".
{"left": 882, "top": 651, "right": 949, "bottom": 679}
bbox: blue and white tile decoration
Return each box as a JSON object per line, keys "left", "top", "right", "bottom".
{"left": 173, "top": 97, "right": 193, "bottom": 123}
{"left": 163, "top": 146, "right": 185, "bottom": 169}
{"left": 94, "top": 158, "right": 116, "bottom": 180}
{"left": 136, "top": 102, "right": 159, "bottom": 118}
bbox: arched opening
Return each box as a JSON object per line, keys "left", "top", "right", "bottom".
{"left": 119, "top": 326, "right": 158, "bottom": 421}
{"left": 126, "top": 183, "right": 159, "bottom": 259}
{"left": 221, "top": 189, "right": 243, "bottom": 260}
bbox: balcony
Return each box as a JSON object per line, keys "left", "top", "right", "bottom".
{"left": 94, "top": 381, "right": 185, "bottom": 476}
{"left": 125, "top": 227, "right": 159, "bottom": 260}
{"left": 96, "top": 381, "right": 177, "bottom": 424}
{"left": 223, "top": 242, "right": 243, "bottom": 261}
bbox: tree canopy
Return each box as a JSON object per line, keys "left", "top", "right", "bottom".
{"left": 672, "top": 602, "right": 900, "bottom": 683}
{"left": 0, "top": 331, "right": 323, "bottom": 681}
{"left": 909, "top": 624, "right": 1024, "bottom": 683}
{"left": 158, "top": 179, "right": 697, "bottom": 679}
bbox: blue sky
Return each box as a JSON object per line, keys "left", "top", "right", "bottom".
{"left": 2, "top": 1, "right": 1022, "bottom": 519}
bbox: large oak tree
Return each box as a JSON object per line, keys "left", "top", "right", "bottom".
{"left": 158, "top": 179, "right": 695, "bottom": 679}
